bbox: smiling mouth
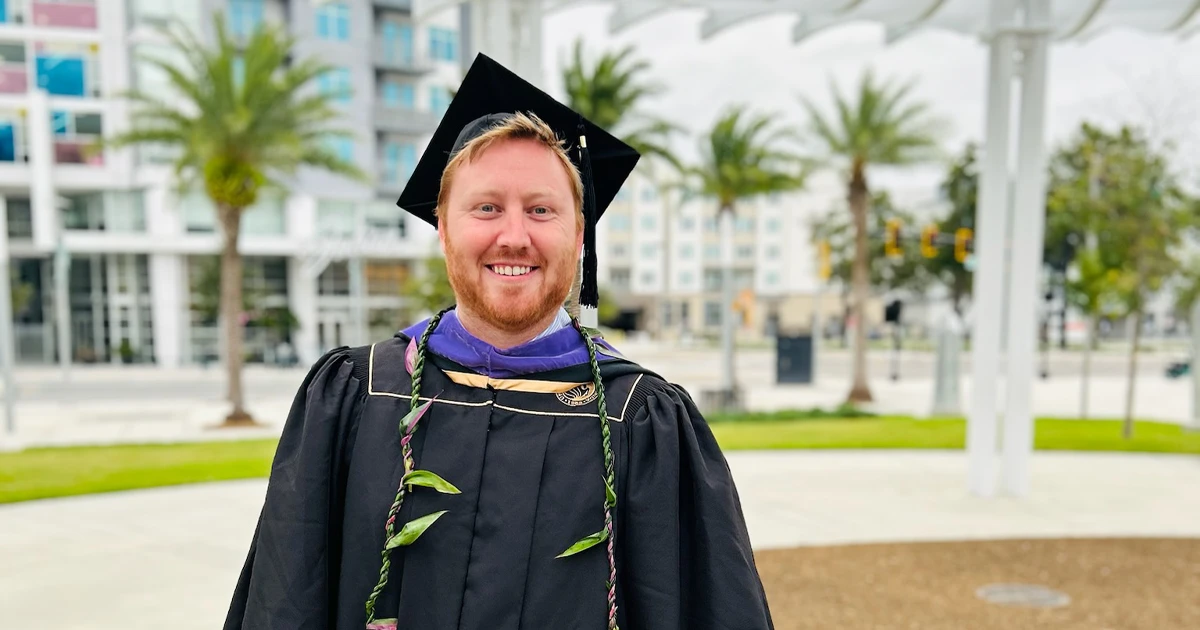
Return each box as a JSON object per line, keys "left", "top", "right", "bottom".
{"left": 486, "top": 264, "right": 539, "bottom": 277}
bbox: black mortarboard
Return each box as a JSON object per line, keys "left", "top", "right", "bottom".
{"left": 396, "top": 52, "right": 640, "bottom": 309}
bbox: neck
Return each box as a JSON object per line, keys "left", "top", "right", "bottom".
{"left": 454, "top": 305, "right": 562, "bottom": 350}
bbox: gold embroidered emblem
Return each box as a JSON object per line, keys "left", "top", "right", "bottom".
{"left": 556, "top": 383, "right": 598, "bottom": 407}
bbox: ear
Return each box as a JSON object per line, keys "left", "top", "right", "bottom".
{"left": 437, "top": 212, "right": 446, "bottom": 250}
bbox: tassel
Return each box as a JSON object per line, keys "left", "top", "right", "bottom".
{"left": 578, "top": 121, "right": 599, "bottom": 309}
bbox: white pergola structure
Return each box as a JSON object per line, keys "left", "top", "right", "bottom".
{"left": 415, "top": 0, "right": 1200, "bottom": 499}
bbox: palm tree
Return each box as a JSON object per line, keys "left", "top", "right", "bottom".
{"left": 800, "top": 70, "right": 942, "bottom": 404}
{"left": 687, "top": 106, "right": 807, "bottom": 411}
{"left": 561, "top": 39, "right": 683, "bottom": 320}
{"left": 104, "top": 16, "right": 363, "bottom": 425}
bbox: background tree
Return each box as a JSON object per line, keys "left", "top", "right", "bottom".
{"left": 686, "top": 106, "right": 806, "bottom": 410}
{"left": 104, "top": 17, "right": 363, "bottom": 425}
{"left": 561, "top": 39, "right": 683, "bottom": 318}
{"left": 800, "top": 70, "right": 943, "bottom": 404}
{"left": 810, "top": 191, "right": 930, "bottom": 346}
{"left": 1047, "top": 123, "right": 1198, "bottom": 435}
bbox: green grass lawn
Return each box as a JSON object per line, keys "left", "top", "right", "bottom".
{"left": 2, "top": 417, "right": 1197, "bottom": 504}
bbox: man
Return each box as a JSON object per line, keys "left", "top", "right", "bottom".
{"left": 224, "top": 53, "right": 773, "bottom": 630}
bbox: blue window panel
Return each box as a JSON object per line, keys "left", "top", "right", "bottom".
{"left": 429, "top": 27, "right": 458, "bottom": 62}
{"left": 430, "top": 86, "right": 450, "bottom": 115}
{"left": 319, "top": 67, "right": 351, "bottom": 102}
{"left": 383, "top": 142, "right": 417, "bottom": 181}
{"left": 382, "top": 22, "right": 414, "bottom": 65}
{"left": 316, "top": 2, "right": 349, "bottom": 41}
{"left": 327, "top": 136, "right": 352, "bottom": 163}
{"left": 0, "top": 123, "right": 14, "bottom": 162}
{"left": 0, "top": 0, "right": 7, "bottom": 25}
{"left": 36, "top": 56, "right": 85, "bottom": 97}
{"left": 398, "top": 84, "right": 414, "bottom": 109}
{"left": 399, "top": 143, "right": 416, "bottom": 179}
{"left": 51, "top": 111, "right": 70, "bottom": 135}
{"left": 382, "top": 82, "right": 399, "bottom": 106}
{"left": 228, "top": 0, "right": 263, "bottom": 38}
{"left": 233, "top": 57, "right": 245, "bottom": 89}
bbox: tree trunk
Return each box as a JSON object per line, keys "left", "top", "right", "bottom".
{"left": 718, "top": 204, "right": 737, "bottom": 409}
{"left": 219, "top": 204, "right": 253, "bottom": 426}
{"left": 1123, "top": 307, "right": 1143, "bottom": 438}
{"left": 1080, "top": 313, "right": 1096, "bottom": 419}
{"left": 846, "top": 164, "right": 872, "bottom": 404}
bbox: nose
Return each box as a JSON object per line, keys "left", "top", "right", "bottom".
{"left": 494, "top": 205, "right": 532, "bottom": 250}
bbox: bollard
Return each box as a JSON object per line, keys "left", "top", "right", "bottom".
{"left": 931, "top": 311, "right": 964, "bottom": 417}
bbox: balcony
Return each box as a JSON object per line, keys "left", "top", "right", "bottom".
{"left": 372, "top": 0, "right": 413, "bottom": 10}
{"left": 374, "top": 104, "right": 439, "bottom": 135}
{"left": 31, "top": 1, "right": 98, "bottom": 30}
{"left": 373, "top": 41, "right": 434, "bottom": 75}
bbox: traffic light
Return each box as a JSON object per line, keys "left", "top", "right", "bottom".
{"left": 817, "top": 239, "right": 831, "bottom": 281}
{"left": 885, "top": 219, "right": 902, "bottom": 258}
{"left": 920, "top": 224, "right": 939, "bottom": 258}
{"left": 955, "top": 227, "right": 973, "bottom": 263}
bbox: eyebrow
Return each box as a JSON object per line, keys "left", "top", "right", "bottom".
{"left": 462, "top": 188, "right": 563, "bottom": 204}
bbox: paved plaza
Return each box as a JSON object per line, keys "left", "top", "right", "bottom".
{"left": 1, "top": 450, "right": 1198, "bottom": 629}
{"left": 4, "top": 343, "right": 1200, "bottom": 448}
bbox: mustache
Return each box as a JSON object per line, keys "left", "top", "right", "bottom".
{"left": 484, "top": 247, "right": 546, "bottom": 267}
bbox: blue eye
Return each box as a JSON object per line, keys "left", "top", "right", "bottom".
{"left": 479, "top": 204, "right": 497, "bottom": 213}
{"left": 532, "top": 206, "right": 549, "bottom": 215}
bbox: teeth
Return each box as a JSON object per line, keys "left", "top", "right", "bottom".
{"left": 493, "top": 265, "right": 532, "bottom": 276}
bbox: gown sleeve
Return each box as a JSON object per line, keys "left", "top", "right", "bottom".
{"left": 619, "top": 379, "right": 775, "bottom": 629}
{"left": 223, "top": 347, "right": 365, "bottom": 630}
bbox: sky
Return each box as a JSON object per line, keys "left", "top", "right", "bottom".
{"left": 538, "top": 4, "right": 1200, "bottom": 204}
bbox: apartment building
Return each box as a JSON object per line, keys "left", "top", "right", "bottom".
{"left": 3, "top": 0, "right": 461, "bottom": 368}
{"left": 596, "top": 169, "right": 913, "bottom": 342}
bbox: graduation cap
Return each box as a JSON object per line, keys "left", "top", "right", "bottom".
{"left": 396, "top": 52, "right": 640, "bottom": 309}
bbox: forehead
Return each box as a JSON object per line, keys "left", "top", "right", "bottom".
{"left": 453, "top": 138, "right": 574, "bottom": 186}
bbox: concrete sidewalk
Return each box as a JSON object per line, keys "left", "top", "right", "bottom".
{"left": 1, "top": 450, "right": 1197, "bottom": 630}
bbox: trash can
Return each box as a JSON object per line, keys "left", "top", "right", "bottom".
{"left": 776, "top": 334, "right": 814, "bottom": 384}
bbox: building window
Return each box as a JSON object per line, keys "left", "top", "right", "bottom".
{"left": 704, "top": 301, "right": 721, "bottom": 327}
{"left": 609, "top": 214, "right": 631, "bottom": 231}
{"left": 381, "top": 22, "right": 414, "bottom": 65}
{"left": 704, "top": 217, "right": 716, "bottom": 232}
{"left": 640, "top": 243, "right": 657, "bottom": 258}
{"left": 382, "top": 81, "right": 415, "bottom": 109}
{"left": 315, "top": 1, "right": 350, "bottom": 41}
{"left": 429, "top": 27, "right": 458, "bottom": 62}
{"left": 704, "top": 269, "right": 721, "bottom": 291}
{"left": 242, "top": 196, "right": 286, "bottom": 236}
{"left": 611, "top": 244, "right": 627, "bottom": 258}
{"left": 766, "top": 271, "right": 780, "bottom": 287}
{"left": 318, "top": 261, "right": 351, "bottom": 296}
{"left": 326, "top": 136, "right": 353, "bottom": 163}
{"left": 318, "top": 67, "right": 351, "bottom": 102}
{"left": 735, "top": 269, "right": 754, "bottom": 288}
{"left": 610, "top": 268, "right": 631, "bottom": 291}
{"left": 737, "top": 245, "right": 754, "bottom": 259}
{"left": 228, "top": 0, "right": 264, "bottom": 38}
{"left": 766, "top": 245, "right": 781, "bottom": 259}
{"left": 383, "top": 141, "right": 417, "bottom": 184}
{"left": 364, "top": 202, "right": 407, "bottom": 239}
{"left": 704, "top": 244, "right": 720, "bottom": 259}
{"left": 614, "top": 185, "right": 632, "bottom": 202}
{"left": 679, "top": 217, "right": 695, "bottom": 231}
{"left": 640, "top": 186, "right": 657, "bottom": 202}
{"left": 430, "top": 86, "right": 451, "bottom": 115}
{"left": 6, "top": 197, "right": 32, "bottom": 239}
{"left": 766, "top": 218, "right": 781, "bottom": 232}
{"left": 35, "top": 47, "right": 91, "bottom": 97}
{"left": 639, "top": 271, "right": 655, "bottom": 285}
{"left": 678, "top": 271, "right": 693, "bottom": 287}
{"left": 679, "top": 244, "right": 694, "bottom": 258}
{"left": 640, "top": 215, "right": 656, "bottom": 230}
{"left": 736, "top": 217, "right": 755, "bottom": 233}
{"left": 316, "top": 200, "right": 355, "bottom": 238}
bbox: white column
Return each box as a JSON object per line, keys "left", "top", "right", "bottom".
{"left": 27, "top": 89, "right": 57, "bottom": 253}
{"left": 967, "top": 0, "right": 1019, "bottom": 498}
{"left": 149, "top": 254, "right": 184, "bottom": 368}
{"left": 1001, "top": 0, "right": 1051, "bottom": 498}
{"left": 289, "top": 256, "right": 319, "bottom": 366}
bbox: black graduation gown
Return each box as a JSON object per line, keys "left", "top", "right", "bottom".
{"left": 224, "top": 333, "right": 774, "bottom": 630}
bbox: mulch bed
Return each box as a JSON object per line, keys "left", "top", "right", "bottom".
{"left": 755, "top": 538, "right": 1200, "bottom": 629}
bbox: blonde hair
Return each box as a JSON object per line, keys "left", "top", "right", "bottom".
{"left": 436, "top": 112, "right": 584, "bottom": 230}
